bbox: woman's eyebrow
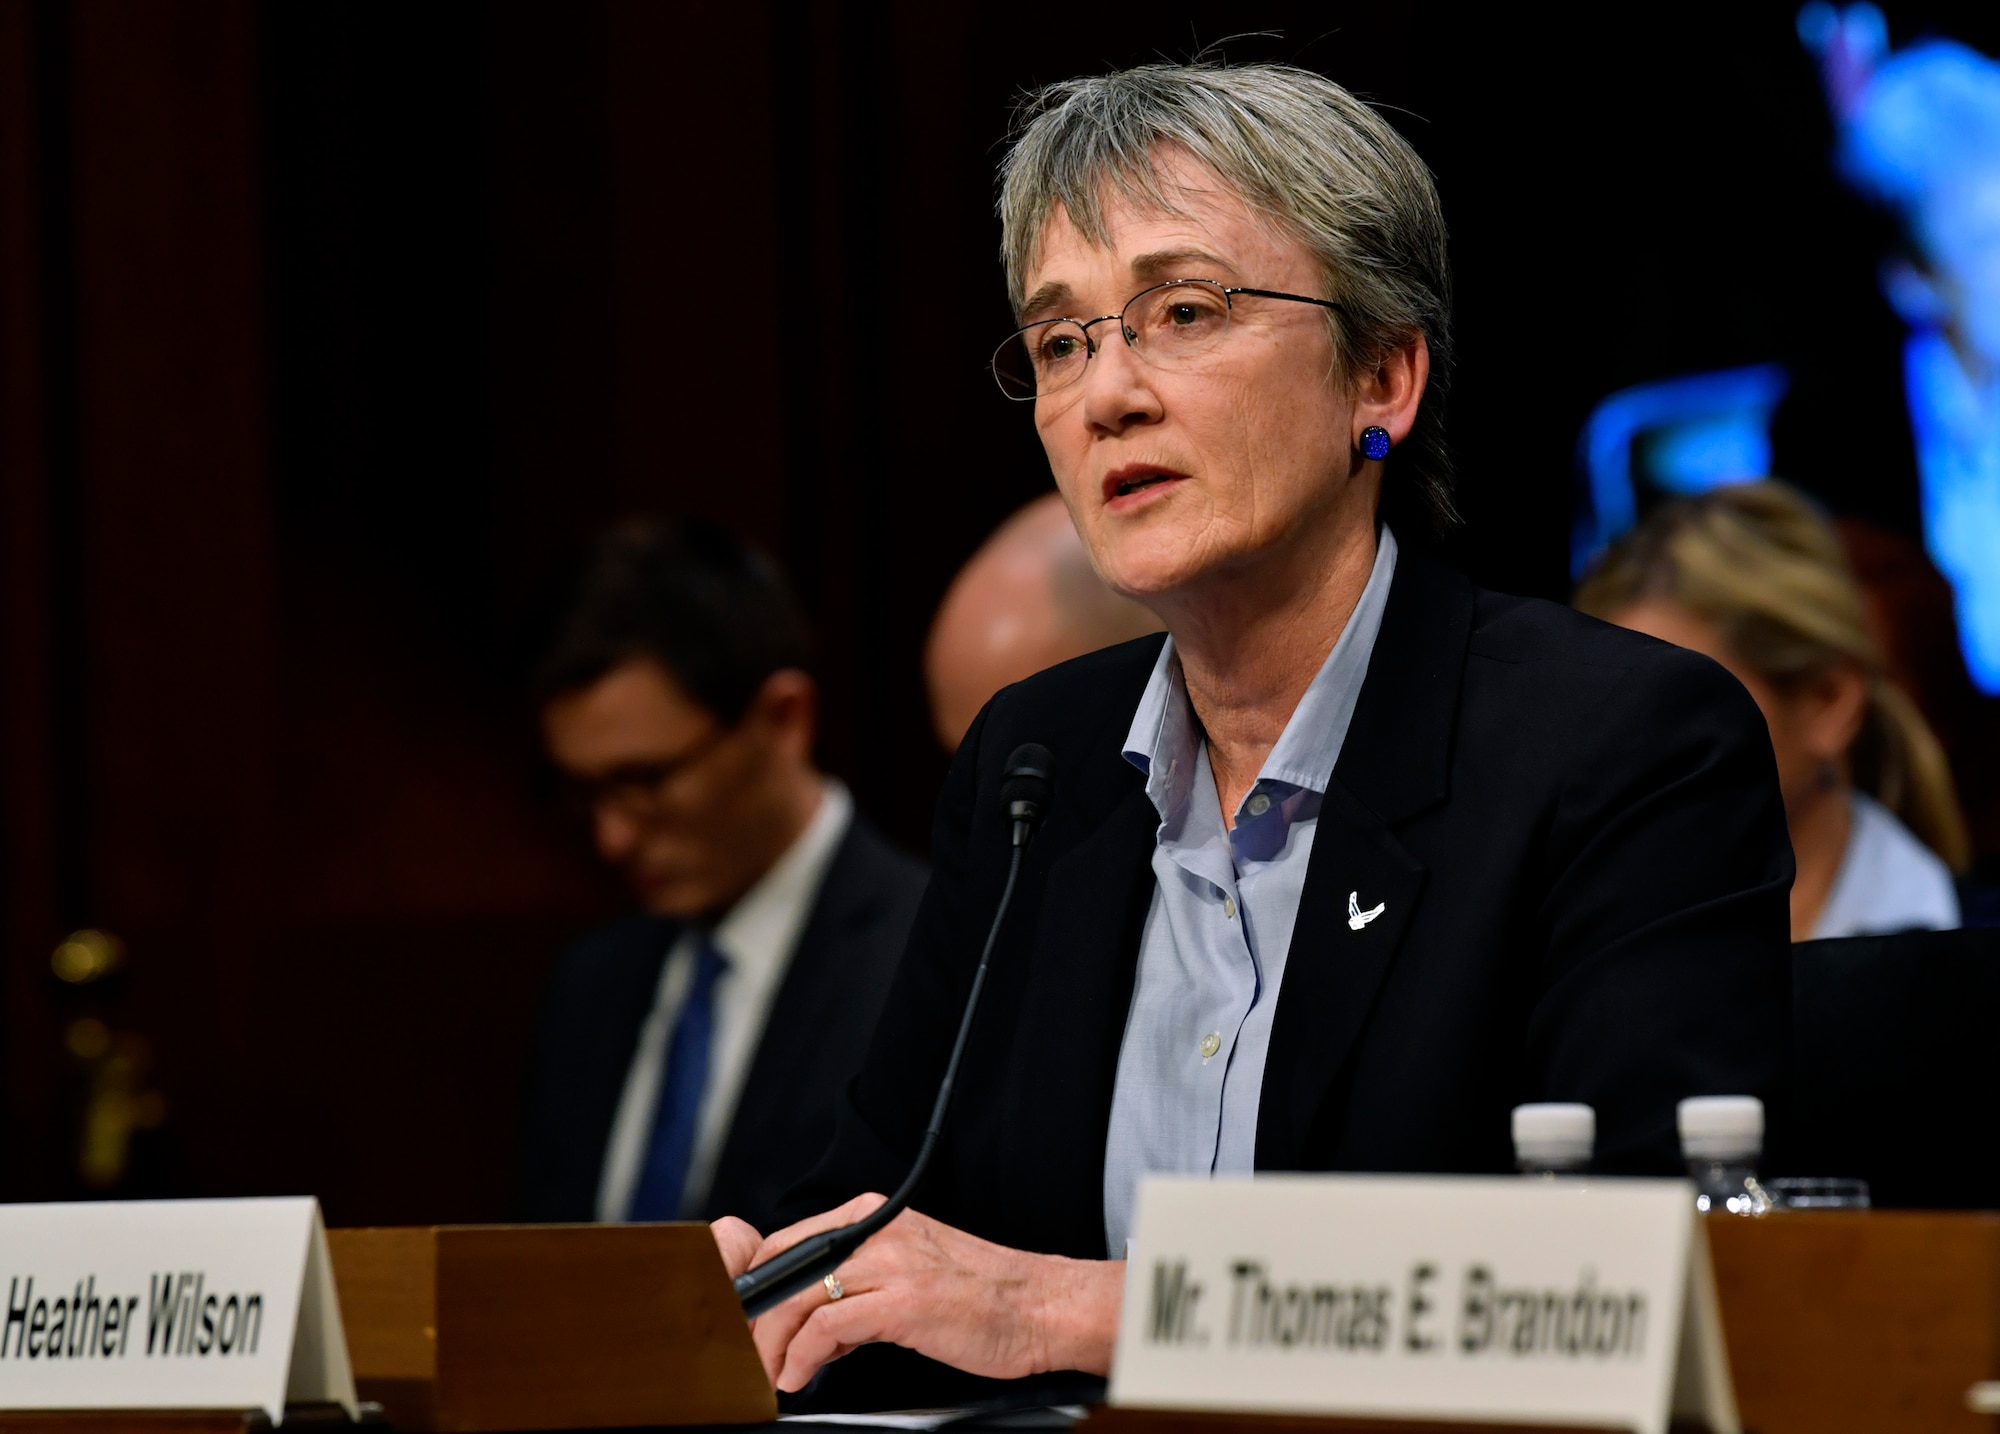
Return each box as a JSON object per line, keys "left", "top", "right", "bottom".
{"left": 1129, "top": 247, "right": 1234, "bottom": 282}
{"left": 1018, "top": 247, "right": 1235, "bottom": 321}
{"left": 1017, "top": 280, "right": 1073, "bottom": 322}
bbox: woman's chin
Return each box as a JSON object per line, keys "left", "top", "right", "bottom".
{"left": 1098, "top": 513, "right": 1265, "bottom": 594}
{"left": 1094, "top": 552, "right": 1209, "bottom": 607}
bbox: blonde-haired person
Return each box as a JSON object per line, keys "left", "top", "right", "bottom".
{"left": 1577, "top": 480, "right": 1968, "bottom": 940}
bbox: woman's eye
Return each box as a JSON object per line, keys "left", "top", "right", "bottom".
{"left": 1041, "top": 335, "right": 1081, "bottom": 363}
{"left": 1169, "top": 304, "right": 1201, "bottom": 325}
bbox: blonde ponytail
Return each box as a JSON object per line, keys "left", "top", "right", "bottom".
{"left": 1575, "top": 480, "right": 1971, "bottom": 873}
{"left": 1856, "top": 679, "right": 1972, "bottom": 871}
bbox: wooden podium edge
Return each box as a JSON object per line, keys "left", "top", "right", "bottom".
{"left": 0, "top": 1405, "right": 378, "bottom": 1434}
{"left": 0, "top": 1416, "right": 261, "bottom": 1434}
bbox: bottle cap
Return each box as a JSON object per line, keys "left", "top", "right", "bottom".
{"left": 1512, "top": 1102, "right": 1595, "bottom": 1167}
{"left": 1677, "top": 1095, "right": 1764, "bottom": 1161}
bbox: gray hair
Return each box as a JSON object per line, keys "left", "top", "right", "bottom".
{"left": 997, "top": 62, "right": 1456, "bottom": 531}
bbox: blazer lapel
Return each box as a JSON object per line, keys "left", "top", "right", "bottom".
{"left": 1256, "top": 787, "right": 1428, "bottom": 1167}
{"left": 1255, "top": 548, "right": 1474, "bottom": 1170}
{"left": 1002, "top": 779, "right": 1159, "bottom": 1253}
{"left": 710, "top": 862, "right": 867, "bottom": 1204}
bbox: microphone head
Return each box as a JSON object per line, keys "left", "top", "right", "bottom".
{"left": 1000, "top": 743, "right": 1055, "bottom": 829}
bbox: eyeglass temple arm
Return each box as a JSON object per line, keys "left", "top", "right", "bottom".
{"left": 1225, "top": 286, "right": 1346, "bottom": 316}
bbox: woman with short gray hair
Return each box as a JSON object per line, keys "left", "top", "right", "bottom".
{"left": 716, "top": 60, "right": 1789, "bottom": 1404}
{"left": 997, "top": 61, "right": 1455, "bottom": 530}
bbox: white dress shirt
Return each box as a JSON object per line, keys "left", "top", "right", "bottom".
{"left": 596, "top": 780, "right": 855, "bottom": 1222}
{"left": 1811, "top": 789, "right": 1960, "bottom": 939}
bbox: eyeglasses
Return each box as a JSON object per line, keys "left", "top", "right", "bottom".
{"left": 991, "top": 278, "right": 1345, "bottom": 402}
{"left": 562, "top": 724, "right": 729, "bottom": 823}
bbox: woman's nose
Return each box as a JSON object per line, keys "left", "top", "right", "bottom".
{"left": 1078, "top": 329, "right": 1162, "bottom": 431}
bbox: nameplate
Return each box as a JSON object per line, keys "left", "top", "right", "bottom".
{"left": 1112, "top": 1175, "right": 1736, "bottom": 1434}
{"left": 0, "top": 1197, "right": 356, "bottom": 1424}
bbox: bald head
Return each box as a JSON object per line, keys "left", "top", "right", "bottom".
{"left": 926, "top": 494, "right": 1165, "bottom": 749}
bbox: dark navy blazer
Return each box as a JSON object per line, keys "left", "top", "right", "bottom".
{"left": 788, "top": 547, "right": 1794, "bottom": 1408}
{"left": 515, "top": 814, "right": 926, "bottom": 1234}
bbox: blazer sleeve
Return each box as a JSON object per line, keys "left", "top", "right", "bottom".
{"left": 513, "top": 916, "right": 666, "bottom": 1222}
{"left": 1528, "top": 643, "right": 1795, "bottom": 1172}
{"left": 514, "top": 942, "right": 601, "bottom": 1222}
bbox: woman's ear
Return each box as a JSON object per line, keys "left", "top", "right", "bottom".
{"left": 1352, "top": 333, "right": 1429, "bottom": 449}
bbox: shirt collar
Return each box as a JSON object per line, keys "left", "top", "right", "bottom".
{"left": 1123, "top": 637, "right": 1200, "bottom": 821}
{"left": 709, "top": 778, "right": 852, "bottom": 982}
{"left": 1122, "top": 526, "right": 1399, "bottom": 818}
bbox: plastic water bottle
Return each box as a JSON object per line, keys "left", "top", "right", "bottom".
{"left": 1677, "top": 1095, "right": 1773, "bottom": 1216}
{"left": 1512, "top": 1102, "right": 1594, "bottom": 1176}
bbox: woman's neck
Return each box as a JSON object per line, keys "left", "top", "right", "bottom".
{"left": 1160, "top": 518, "right": 1381, "bottom": 823}
{"left": 1786, "top": 776, "right": 1854, "bottom": 941}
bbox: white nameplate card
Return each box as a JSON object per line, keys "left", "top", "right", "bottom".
{"left": 1113, "top": 1175, "right": 1736, "bottom": 1434}
{"left": 0, "top": 1196, "right": 355, "bottom": 1424}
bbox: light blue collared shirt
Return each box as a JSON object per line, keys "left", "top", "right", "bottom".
{"left": 1102, "top": 527, "right": 1399, "bottom": 1256}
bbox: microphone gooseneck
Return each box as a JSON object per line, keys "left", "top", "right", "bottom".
{"left": 732, "top": 744, "right": 1055, "bottom": 1318}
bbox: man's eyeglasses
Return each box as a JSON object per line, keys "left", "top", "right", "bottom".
{"left": 990, "top": 278, "right": 1345, "bottom": 402}
{"left": 562, "top": 725, "right": 728, "bottom": 822}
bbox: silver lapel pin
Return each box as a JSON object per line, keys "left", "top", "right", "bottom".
{"left": 1348, "top": 890, "right": 1386, "bottom": 930}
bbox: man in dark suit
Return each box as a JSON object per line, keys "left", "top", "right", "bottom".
{"left": 516, "top": 520, "right": 926, "bottom": 1234}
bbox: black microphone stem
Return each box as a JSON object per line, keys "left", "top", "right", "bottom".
{"left": 733, "top": 841, "right": 1027, "bottom": 1318}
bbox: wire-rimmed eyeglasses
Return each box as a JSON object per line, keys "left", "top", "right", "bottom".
{"left": 990, "top": 278, "right": 1345, "bottom": 402}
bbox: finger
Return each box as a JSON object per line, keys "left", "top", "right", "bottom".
{"left": 750, "top": 1200, "right": 913, "bottom": 1387}
{"left": 709, "top": 1217, "right": 764, "bottom": 1280}
{"left": 752, "top": 1265, "right": 843, "bottom": 1386}
{"left": 777, "top": 1293, "right": 887, "bottom": 1393}
{"left": 748, "top": 1192, "right": 889, "bottom": 1267}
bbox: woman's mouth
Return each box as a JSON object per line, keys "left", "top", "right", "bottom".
{"left": 1103, "top": 466, "right": 1190, "bottom": 505}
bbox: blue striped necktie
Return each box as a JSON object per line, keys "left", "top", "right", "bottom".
{"left": 626, "top": 936, "right": 729, "bottom": 1221}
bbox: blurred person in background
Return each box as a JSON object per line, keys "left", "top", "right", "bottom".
{"left": 925, "top": 492, "right": 1164, "bottom": 750}
{"left": 1577, "top": 480, "right": 1968, "bottom": 940}
{"left": 516, "top": 519, "right": 926, "bottom": 1232}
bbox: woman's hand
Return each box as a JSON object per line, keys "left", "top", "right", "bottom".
{"left": 745, "top": 1194, "right": 1124, "bottom": 1392}
{"left": 711, "top": 1217, "right": 765, "bottom": 1280}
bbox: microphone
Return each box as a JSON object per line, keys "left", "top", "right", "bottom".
{"left": 733, "top": 743, "right": 1055, "bottom": 1318}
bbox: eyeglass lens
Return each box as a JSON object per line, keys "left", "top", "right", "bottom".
{"left": 992, "top": 280, "right": 1234, "bottom": 400}
{"left": 566, "top": 724, "right": 728, "bottom": 820}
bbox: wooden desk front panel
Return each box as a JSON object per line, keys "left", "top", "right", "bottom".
{"left": 327, "top": 1223, "right": 773, "bottom": 1432}
{"left": 1707, "top": 1210, "right": 2000, "bottom": 1434}
{"left": 432, "top": 1225, "right": 771, "bottom": 1430}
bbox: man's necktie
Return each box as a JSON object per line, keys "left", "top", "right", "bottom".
{"left": 626, "top": 937, "right": 729, "bottom": 1221}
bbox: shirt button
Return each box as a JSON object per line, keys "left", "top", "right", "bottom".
{"left": 1200, "top": 1032, "right": 1222, "bottom": 1059}
{"left": 1246, "top": 792, "right": 1271, "bottom": 817}
{"left": 1222, "top": 895, "right": 1237, "bottom": 918}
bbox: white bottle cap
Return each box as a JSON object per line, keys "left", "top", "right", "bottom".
{"left": 1677, "top": 1095, "right": 1764, "bottom": 1161}
{"left": 1512, "top": 1102, "right": 1595, "bottom": 1167}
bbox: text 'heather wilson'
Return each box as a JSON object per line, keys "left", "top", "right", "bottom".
{"left": 1, "top": 1274, "right": 265, "bottom": 1361}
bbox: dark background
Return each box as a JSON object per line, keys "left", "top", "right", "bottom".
{"left": 5, "top": 0, "right": 1998, "bottom": 1222}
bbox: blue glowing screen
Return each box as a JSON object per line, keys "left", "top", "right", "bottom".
{"left": 1572, "top": 364, "right": 1789, "bottom": 579}
{"left": 1575, "top": 6, "right": 2000, "bottom": 696}
{"left": 1809, "top": 2, "right": 2000, "bottom": 694}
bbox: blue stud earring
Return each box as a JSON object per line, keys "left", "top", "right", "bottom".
{"left": 1360, "top": 426, "right": 1392, "bottom": 461}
